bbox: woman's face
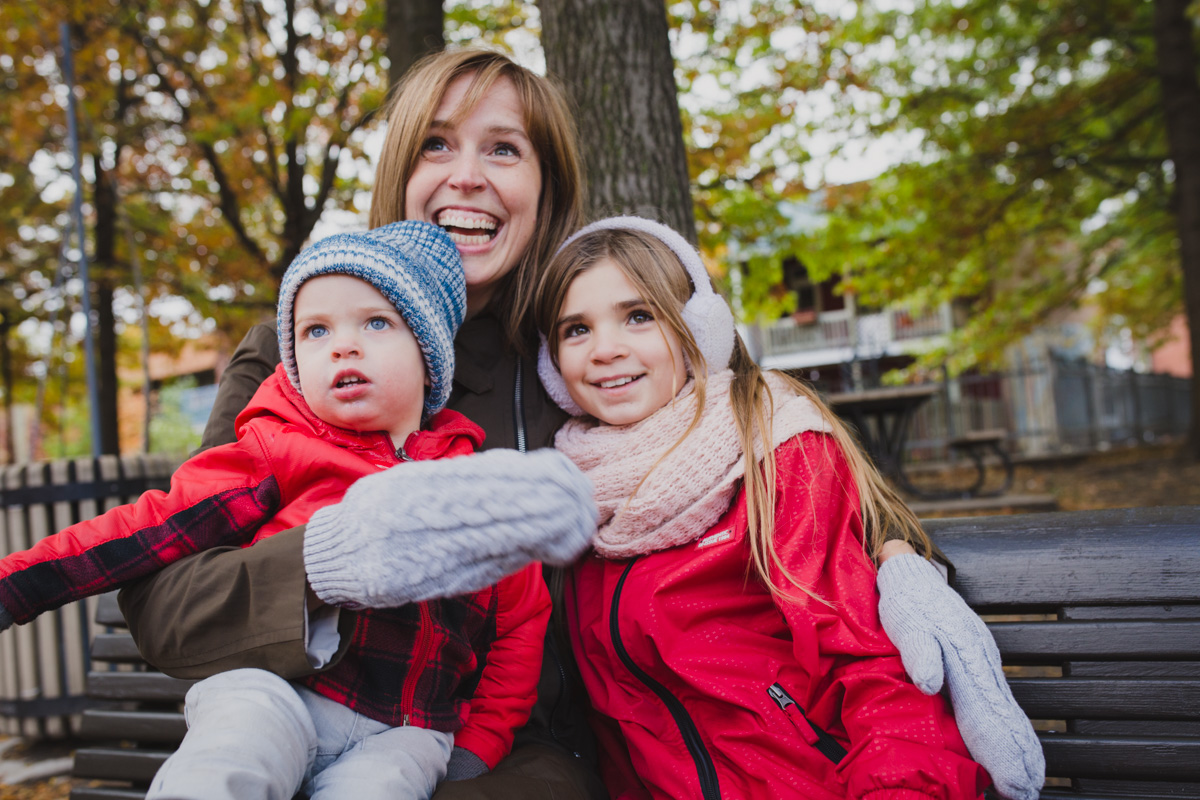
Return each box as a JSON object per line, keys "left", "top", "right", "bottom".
{"left": 405, "top": 74, "right": 543, "bottom": 314}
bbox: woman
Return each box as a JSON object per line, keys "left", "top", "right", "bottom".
{"left": 118, "top": 48, "right": 1040, "bottom": 800}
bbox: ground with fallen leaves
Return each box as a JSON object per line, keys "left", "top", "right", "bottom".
{"left": 2, "top": 441, "right": 1199, "bottom": 798}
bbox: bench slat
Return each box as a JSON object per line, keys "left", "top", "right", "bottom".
{"left": 1040, "top": 734, "right": 1200, "bottom": 781}
{"left": 1073, "top": 721, "right": 1200, "bottom": 736}
{"left": 73, "top": 747, "right": 169, "bottom": 783}
{"left": 1012, "top": 679, "right": 1200, "bottom": 720}
{"left": 85, "top": 671, "right": 193, "bottom": 702}
{"left": 95, "top": 591, "right": 126, "bottom": 628}
{"left": 79, "top": 708, "right": 186, "bottom": 743}
{"left": 1067, "top": 661, "right": 1200, "bottom": 678}
{"left": 1074, "top": 779, "right": 1200, "bottom": 800}
{"left": 69, "top": 787, "right": 149, "bottom": 800}
{"left": 989, "top": 620, "right": 1200, "bottom": 662}
{"left": 90, "top": 632, "right": 144, "bottom": 663}
{"left": 1041, "top": 789, "right": 1200, "bottom": 800}
{"left": 929, "top": 507, "right": 1200, "bottom": 610}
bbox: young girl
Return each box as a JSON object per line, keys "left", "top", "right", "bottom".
{"left": 534, "top": 216, "right": 996, "bottom": 799}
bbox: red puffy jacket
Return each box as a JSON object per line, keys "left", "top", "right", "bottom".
{"left": 568, "top": 432, "right": 989, "bottom": 800}
{"left": 0, "top": 366, "right": 549, "bottom": 768}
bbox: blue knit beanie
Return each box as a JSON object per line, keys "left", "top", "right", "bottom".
{"left": 276, "top": 221, "right": 465, "bottom": 418}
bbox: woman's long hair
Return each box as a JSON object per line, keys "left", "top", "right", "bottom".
{"left": 536, "top": 228, "right": 932, "bottom": 600}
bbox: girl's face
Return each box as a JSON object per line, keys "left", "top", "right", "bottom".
{"left": 405, "top": 74, "right": 543, "bottom": 315}
{"left": 555, "top": 260, "right": 688, "bottom": 426}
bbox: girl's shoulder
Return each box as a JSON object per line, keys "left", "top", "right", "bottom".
{"left": 771, "top": 431, "right": 859, "bottom": 502}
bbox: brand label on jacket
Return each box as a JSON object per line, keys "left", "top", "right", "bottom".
{"left": 696, "top": 529, "right": 733, "bottom": 549}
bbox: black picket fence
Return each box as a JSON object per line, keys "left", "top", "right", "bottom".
{"left": 0, "top": 454, "right": 175, "bottom": 738}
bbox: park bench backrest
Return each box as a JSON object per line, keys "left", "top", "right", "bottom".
{"left": 928, "top": 506, "right": 1200, "bottom": 800}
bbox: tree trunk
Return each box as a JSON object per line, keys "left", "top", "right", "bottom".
{"left": 540, "top": 0, "right": 696, "bottom": 242}
{"left": 1153, "top": 0, "right": 1200, "bottom": 459}
{"left": 386, "top": 0, "right": 445, "bottom": 88}
{"left": 0, "top": 312, "right": 12, "bottom": 464}
{"left": 93, "top": 155, "right": 121, "bottom": 455}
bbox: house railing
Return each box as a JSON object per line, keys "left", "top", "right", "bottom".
{"left": 758, "top": 307, "right": 948, "bottom": 359}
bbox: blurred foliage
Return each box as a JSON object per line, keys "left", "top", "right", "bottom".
{"left": 1, "top": 0, "right": 1192, "bottom": 458}
{"left": 1, "top": 0, "right": 389, "bottom": 453}
{"left": 806, "top": 0, "right": 1194, "bottom": 373}
{"left": 148, "top": 375, "right": 202, "bottom": 457}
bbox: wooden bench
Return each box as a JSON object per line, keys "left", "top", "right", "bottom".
{"left": 70, "top": 592, "right": 191, "bottom": 800}
{"left": 927, "top": 506, "right": 1200, "bottom": 799}
{"left": 70, "top": 506, "right": 1200, "bottom": 799}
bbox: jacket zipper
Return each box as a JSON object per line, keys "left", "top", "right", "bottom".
{"left": 513, "top": 357, "right": 527, "bottom": 453}
{"left": 515, "top": 361, "right": 580, "bottom": 755}
{"left": 767, "top": 683, "right": 847, "bottom": 764}
{"left": 612, "top": 559, "right": 721, "bottom": 799}
{"left": 401, "top": 602, "right": 434, "bottom": 724}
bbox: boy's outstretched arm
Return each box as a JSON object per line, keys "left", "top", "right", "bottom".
{"left": 122, "top": 448, "right": 597, "bottom": 679}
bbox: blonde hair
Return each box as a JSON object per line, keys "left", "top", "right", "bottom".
{"left": 535, "top": 228, "right": 933, "bottom": 600}
{"left": 370, "top": 48, "right": 586, "bottom": 347}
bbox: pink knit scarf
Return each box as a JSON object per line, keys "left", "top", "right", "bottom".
{"left": 554, "top": 370, "right": 831, "bottom": 559}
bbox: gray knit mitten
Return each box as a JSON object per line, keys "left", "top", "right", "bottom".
{"left": 304, "top": 448, "right": 597, "bottom": 609}
{"left": 444, "top": 747, "right": 489, "bottom": 781}
{"left": 877, "top": 553, "right": 1045, "bottom": 800}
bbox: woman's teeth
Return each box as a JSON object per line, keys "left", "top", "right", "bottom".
{"left": 436, "top": 212, "right": 498, "bottom": 246}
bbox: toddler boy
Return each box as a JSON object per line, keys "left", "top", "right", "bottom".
{"left": 0, "top": 221, "right": 595, "bottom": 799}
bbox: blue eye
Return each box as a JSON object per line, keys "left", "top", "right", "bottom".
{"left": 306, "top": 324, "right": 328, "bottom": 339}
{"left": 367, "top": 317, "right": 390, "bottom": 331}
{"left": 494, "top": 142, "right": 521, "bottom": 157}
{"left": 422, "top": 137, "right": 447, "bottom": 152}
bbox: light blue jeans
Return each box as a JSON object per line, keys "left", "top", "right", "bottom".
{"left": 147, "top": 668, "right": 453, "bottom": 800}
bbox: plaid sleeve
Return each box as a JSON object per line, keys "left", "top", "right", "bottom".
{"left": 0, "top": 432, "right": 282, "bottom": 625}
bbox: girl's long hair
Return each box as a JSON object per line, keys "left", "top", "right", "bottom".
{"left": 536, "top": 228, "right": 932, "bottom": 599}
{"left": 370, "top": 48, "right": 586, "bottom": 349}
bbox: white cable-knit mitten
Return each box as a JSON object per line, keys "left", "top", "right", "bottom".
{"left": 304, "top": 448, "right": 596, "bottom": 609}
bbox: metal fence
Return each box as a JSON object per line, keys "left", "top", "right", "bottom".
{"left": 0, "top": 454, "right": 175, "bottom": 738}
{"left": 822, "top": 356, "right": 1191, "bottom": 463}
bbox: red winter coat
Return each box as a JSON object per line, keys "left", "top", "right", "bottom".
{"left": 568, "top": 432, "right": 989, "bottom": 800}
{"left": 0, "top": 365, "right": 549, "bottom": 768}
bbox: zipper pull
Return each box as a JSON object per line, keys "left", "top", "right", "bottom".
{"left": 396, "top": 445, "right": 414, "bottom": 462}
{"left": 767, "top": 683, "right": 795, "bottom": 710}
{"left": 768, "top": 683, "right": 819, "bottom": 746}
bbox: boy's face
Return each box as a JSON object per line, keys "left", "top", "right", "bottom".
{"left": 293, "top": 274, "right": 427, "bottom": 447}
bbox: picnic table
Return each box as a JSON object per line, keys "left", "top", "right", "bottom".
{"left": 827, "top": 384, "right": 938, "bottom": 489}
{"left": 827, "top": 384, "right": 1014, "bottom": 499}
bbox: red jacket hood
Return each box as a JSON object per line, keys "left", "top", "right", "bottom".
{"left": 234, "top": 364, "right": 484, "bottom": 459}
